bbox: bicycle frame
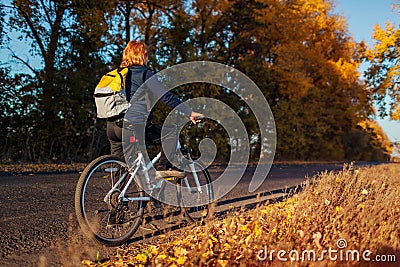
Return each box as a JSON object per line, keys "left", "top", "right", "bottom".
{"left": 103, "top": 141, "right": 204, "bottom": 206}
{"left": 103, "top": 152, "right": 160, "bottom": 203}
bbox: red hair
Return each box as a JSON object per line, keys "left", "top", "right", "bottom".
{"left": 120, "top": 41, "right": 149, "bottom": 67}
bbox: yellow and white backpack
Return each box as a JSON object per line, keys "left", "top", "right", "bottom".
{"left": 93, "top": 67, "right": 129, "bottom": 118}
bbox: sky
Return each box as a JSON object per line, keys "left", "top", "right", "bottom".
{"left": 334, "top": 0, "right": 400, "bottom": 144}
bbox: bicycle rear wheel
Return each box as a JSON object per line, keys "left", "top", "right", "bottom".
{"left": 178, "top": 161, "right": 213, "bottom": 222}
{"left": 74, "top": 155, "right": 144, "bottom": 246}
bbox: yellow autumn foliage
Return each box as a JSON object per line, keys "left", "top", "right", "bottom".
{"left": 81, "top": 163, "right": 400, "bottom": 267}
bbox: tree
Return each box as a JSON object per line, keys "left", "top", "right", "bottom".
{"left": 365, "top": 14, "right": 400, "bottom": 120}
{"left": 0, "top": 0, "right": 115, "bottom": 161}
{"left": 0, "top": 0, "right": 390, "bottom": 162}
{"left": 343, "top": 119, "right": 393, "bottom": 161}
{"left": 248, "top": 0, "right": 372, "bottom": 160}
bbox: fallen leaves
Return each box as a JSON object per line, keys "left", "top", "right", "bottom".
{"left": 361, "top": 189, "right": 369, "bottom": 195}
{"left": 80, "top": 164, "right": 400, "bottom": 267}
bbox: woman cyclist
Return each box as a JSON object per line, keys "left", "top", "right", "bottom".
{"left": 106, "top": 41, "right": 202, "bottom": 178}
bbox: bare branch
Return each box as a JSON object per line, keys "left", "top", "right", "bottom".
{"left": 38, "top": 0, "right": 53, "bottom": 26}
{"left": 132, "top": 5, "right": 147, "bottom": 18}
{"left": 8, "top": 48, "right": 42, "bottom": 82}
{"left": 0, "top": 4, "right": 15, "bottom": 9}
{"left": 17, "top": 7, "right": 47, "bottom": 63}
{"left": 118, "top": 5, "right": 127, "bottom": 16}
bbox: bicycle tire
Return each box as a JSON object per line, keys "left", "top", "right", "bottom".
{"left": 178, "top": 161, "right": 213, "bottom": 223}
{"left": 74, "top": 155, "right": 144, "bottom": 246}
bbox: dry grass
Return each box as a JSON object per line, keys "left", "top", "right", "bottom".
{"left": 80, "top": 163, "right": 400, "bottom": 266}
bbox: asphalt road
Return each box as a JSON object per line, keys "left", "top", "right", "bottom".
{"left": 0, "top": 162, "right": 357, "bottom": 266}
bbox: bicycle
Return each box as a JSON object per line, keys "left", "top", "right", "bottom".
{"left": 74, "top": 120, "right": 214, "bottom": 246}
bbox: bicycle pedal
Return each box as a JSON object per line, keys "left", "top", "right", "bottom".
{"left": 156, "top": 170, "right": 185, "bottom": 178}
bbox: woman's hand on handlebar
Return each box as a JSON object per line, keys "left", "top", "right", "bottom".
{"left": 190, "top": 111, "right": 203, "bottom": 124}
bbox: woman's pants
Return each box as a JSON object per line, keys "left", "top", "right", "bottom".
{"left": 106, "top": 120, "right": 178, "bottom": 170}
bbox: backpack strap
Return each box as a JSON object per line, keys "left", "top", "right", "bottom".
{"left": 117, "top": 67, "right": 127, "bottom": 90}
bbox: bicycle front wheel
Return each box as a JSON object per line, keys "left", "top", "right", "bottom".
{"left": 179, "top": 161, "right": 213, "bottom": 222}
{"left": 74, "top": 155, "right": 144, "bottom": 246}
